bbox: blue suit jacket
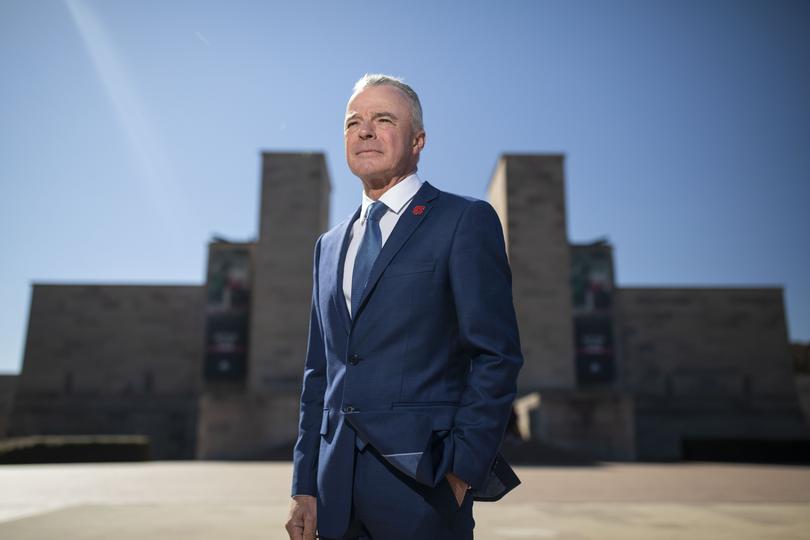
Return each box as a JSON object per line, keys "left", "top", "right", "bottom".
{"left": 291, "top": 181, "right": 524, "bottom": 537}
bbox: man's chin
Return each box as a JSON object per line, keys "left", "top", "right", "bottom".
{"left": 350, "top": 157, "right": 382, "bottom": 169}
{"left": 349, "top": 164, "right": 384, "bottom": 181}
{"left": 356, "top": 174, "right": 393, "bottom": 190}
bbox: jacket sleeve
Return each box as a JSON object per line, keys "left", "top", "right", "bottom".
{"left": 448, "top": 200, "right": 524, "bottom": 490}
{"left": 291, "top": 234, "right": 327, "bottom": 497}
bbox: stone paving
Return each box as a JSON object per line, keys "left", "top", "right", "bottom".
{"left": 0, "top": 461, "right": 808, "bottom": 539}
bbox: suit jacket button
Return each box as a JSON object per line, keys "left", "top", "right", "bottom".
{"left": 348, "top": 354, "right": 361, "bottom": 366}
{"left": 343, "top": 405, "right": 356, "bottom": 413}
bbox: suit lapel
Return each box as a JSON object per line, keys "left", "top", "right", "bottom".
{"left": 353, "top": 181, "right": 440, "bottom": 323}
{"left": 332, "top": 206, "right": 360, "bottom": 335}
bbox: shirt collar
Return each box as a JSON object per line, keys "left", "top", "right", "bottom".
{"left": 360, "top": 173, "right": 424, "bottom": 220}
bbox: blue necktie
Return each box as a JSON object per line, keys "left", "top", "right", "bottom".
{"left": 351, "top": 201, "right": 388, "bottom": 318}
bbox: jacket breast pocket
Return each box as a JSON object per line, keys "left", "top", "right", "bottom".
{"left": 384, "top": 260, "right": 435, "bottom": 279}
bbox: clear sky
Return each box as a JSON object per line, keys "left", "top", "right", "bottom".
{"left": 1, "top": 0, "right": 808, "bottom": 374}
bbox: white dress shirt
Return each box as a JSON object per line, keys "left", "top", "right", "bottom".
{"left": 343, "top": 173, "right": 424, "bottom": 317}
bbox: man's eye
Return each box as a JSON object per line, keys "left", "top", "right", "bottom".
{"left": 379, "top": 118, "right": 392, "bottom": 123}
{"left": 346, "top": 122, "right": 358, "bottom": 129}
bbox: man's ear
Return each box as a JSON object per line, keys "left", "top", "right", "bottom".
{"left": 412, "top": 130, "right": 426, "bottom": 153}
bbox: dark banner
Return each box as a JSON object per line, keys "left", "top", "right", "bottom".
{"left": 575, "top": 316, "right": 615, "bottom": 385}
{"left": 203, "top": 244, "right": 252, "bottom": 381}
{"left": 571, "top": 248, "right": 613, "bottom": 315}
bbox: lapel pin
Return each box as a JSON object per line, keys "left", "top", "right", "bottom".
{"left": 412, "top": 205, "right": 426, "bottom": 216}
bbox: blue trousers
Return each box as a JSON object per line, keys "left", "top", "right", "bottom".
{"left": 322, "top": 443, "right": 475, "bottom": 539}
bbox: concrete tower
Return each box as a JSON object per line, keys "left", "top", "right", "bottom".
{"left": 196, "top": 152, "right": 330, "bottom": 459}
{"left": 249, "top": 153, "right": 331, "bottom": 391}
{"left": 487, "top": 154, "right": 576, "bottom": 392}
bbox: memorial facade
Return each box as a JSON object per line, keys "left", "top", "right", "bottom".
{"left": 2, "top": 152, "right": 807, "bottom": 462}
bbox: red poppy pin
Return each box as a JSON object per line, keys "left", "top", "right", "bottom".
{"left": 412, "top": 205, "right": 426, "bottom": 216}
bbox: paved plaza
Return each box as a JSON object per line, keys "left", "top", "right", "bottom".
{"left": 0, "top": 461, "right": 808, "bottom": 539}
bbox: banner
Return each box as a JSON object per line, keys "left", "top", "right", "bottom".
{"left": 203, "top": 243, "right": 252, "bottom": 381}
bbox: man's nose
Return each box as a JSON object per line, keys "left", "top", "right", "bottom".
{"left": 358, "top": 122, "right": 375, "bottom": 140}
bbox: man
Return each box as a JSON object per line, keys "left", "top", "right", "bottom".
{"left": 285, "top": 74, "right": 524, "bottom": 540}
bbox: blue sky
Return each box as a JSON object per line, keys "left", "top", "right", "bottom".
{"left": 1, "top": 0, "right": 808, "bottom": 374}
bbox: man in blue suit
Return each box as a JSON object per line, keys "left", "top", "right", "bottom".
{"left": 285, "top": 74, "right": 524, "bottom": 540}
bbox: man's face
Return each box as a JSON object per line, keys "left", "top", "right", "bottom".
{"left": 344, "top": 85, "right": 425, "bottom": 186}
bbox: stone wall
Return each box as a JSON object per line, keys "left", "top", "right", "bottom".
{"left": 196, "top": 389, "right": 300, "bottom": 459}
{"left": 791, "top": 342, "right": 810, "bottom": 430}
{"left": 532, "top": 389, "right": 636, "bottom": 460}
{"left": 0, "top": 375, "right": 17, "bottom": 438}
{"left": 617, "top": 287, "right": 810, "bottom": 460}
{"left": 8, "top": 284, "right": 204, "bottom": 459}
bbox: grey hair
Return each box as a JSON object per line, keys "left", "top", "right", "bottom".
{"left": 351, "top": 73, "right": 424, "bottom": 132}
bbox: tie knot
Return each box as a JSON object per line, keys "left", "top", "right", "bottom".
{"left": 366, "top": 201, "right": 387, "bottom": 223}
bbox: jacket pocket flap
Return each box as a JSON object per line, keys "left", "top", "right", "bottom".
{"left": 390, "top": 403, "right": 457, "bottom": 431}
{"left": 384, "top": 260, "right": 436, "bottom": 278}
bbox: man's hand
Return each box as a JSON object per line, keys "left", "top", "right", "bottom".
{"left": 445, "top": 472, "right": 469, "bottom": 507}
{"left": 285, "top": 495, "right": 317, "bottom": 540}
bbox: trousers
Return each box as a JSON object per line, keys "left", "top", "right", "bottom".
{"left": 321, "top": 440, "right": 475, "bottom": 540}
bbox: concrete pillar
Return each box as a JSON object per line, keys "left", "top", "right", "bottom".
{"left": 248, "top": 152, "right": 330, "bottom": 393}
{"left": 487, "top": 154, "right": 575, "bottom": 392}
